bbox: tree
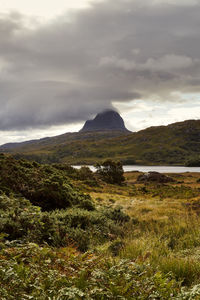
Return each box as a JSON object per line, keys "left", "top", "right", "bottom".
{"left": 185, "top": 156, "right": 200, "bottom": 167}
{"left": 95, "top": 159, "right": 125, "bottom": 185}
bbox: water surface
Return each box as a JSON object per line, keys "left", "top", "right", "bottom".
{"left": 73, "top": 165, "right": 200, "bottom": 173}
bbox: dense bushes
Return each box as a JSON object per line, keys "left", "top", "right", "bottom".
{"left": 53, "top": 164, "right": 99, "bottom": 186}
{"left": 0, "top": 155, "right": 94, "bottom": 210}
{"left": 0, "top": 195, "right": 57, "bottom": 245}
{"left": 0, "top": 155, "right": 130, "bottom": 252}
{"left": 0, "top": 194, "right": 129, "bottom": 251}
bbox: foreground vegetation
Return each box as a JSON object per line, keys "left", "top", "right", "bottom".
{"left": 2, "top": 155, "right": 200, "bottom": 298}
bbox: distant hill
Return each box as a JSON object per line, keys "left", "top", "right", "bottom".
{"left": 1, "top": 118, "right": 200, "bottom": 165}
{"left": 80, "top": 110, "right": 129, "bottom": 132}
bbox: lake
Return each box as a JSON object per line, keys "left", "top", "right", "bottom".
{"left": 73, "top": 165, "right": 200, "bottom": 173}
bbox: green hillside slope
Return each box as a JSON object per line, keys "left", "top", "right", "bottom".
{"left": 1, "top": 119, "right": 200, "bottom": 165}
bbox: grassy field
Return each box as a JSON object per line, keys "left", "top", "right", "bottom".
{"left": 89, "top": 171, "right": 200, "bottom": 287}
{"left": 1, "top": 157, "right": 200, "bottom": 299}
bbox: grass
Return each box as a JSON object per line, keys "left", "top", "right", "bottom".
{"left": 2, "top": 157, "right": 200, "bottom": 298}
{"left": 87, "top": 171, "right": 200, "bottom": 289}
{"left": 158, "top": 256, "right": 200, "bottom": 286}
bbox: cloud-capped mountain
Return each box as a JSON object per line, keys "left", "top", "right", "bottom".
{"left": 80, "top": 110, "right": 129, "bottom": 132}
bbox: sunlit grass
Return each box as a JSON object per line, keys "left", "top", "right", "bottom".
{"left": 88, "top": 172, "right": 200, "bottom": 288}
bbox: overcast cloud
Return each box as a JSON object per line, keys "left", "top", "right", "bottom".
{"left": 0, "top": 0, "right": 200, "bottom": 132}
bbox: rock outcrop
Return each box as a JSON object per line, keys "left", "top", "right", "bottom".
{"left": 137, "top": 171, "right": 175, "bottom": 183}
{"left": 80, "top": 110, "right": 129, "bottom": 132}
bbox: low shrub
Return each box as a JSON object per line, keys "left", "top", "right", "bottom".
{"left": 0, "top": 194, "right": 129, "bottom": 251}
{"left": 108, "top": 239, "right": 125, "bottom": 256}
{"left": 53, "top": 164, "right": 99, "bottom": 186}
{"left": 0, "top": 244, "right": 180, "bottom": 300}
{"left": 0, "top": 156, "right": 94, "bottom": 211}
{"left": 101, "top": 206, "right": 130, "bottom": 224}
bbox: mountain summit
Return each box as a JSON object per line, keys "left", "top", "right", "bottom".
{"left": 80, "top": 110, "right": 129, "bottom": 132}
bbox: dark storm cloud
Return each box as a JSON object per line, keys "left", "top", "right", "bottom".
{"left": 0, "top": 0, "right": 200, "bottom": 130}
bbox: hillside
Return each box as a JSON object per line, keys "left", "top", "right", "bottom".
{"left": 1, "top": 119, "right": 200, "bottom": 165}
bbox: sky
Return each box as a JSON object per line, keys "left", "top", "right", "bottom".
{"left": 0, "top": 0, "right": 200, "bottom": 144}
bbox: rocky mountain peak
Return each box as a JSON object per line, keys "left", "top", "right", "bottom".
{"left": 80, "top": 110, "right": 129, "bottom": 132}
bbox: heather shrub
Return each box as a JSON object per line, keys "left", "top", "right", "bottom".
{"left": 0, "top": 194, "right": 129, "bottom": 251}
{"left": 0, "top": 155, "right": 94, "bottom": 210}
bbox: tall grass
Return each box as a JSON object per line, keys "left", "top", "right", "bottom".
{"left": 159, "top": 256, "right": 200, "bottom": 286}
{"left": 120, "top": 211, "right": 200, "bottom": 286}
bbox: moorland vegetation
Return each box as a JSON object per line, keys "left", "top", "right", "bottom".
{"left": 1, "top": 154, "right": 200, "bottom": 298}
